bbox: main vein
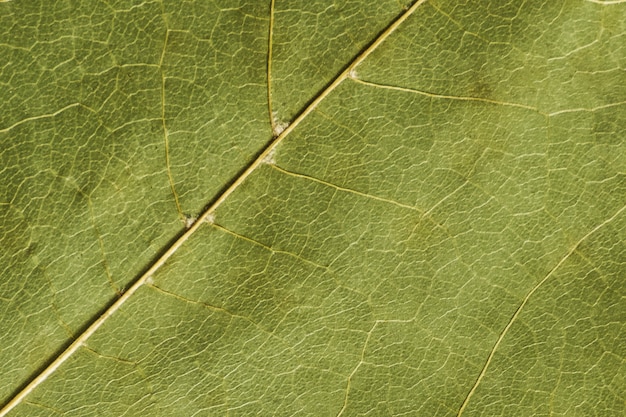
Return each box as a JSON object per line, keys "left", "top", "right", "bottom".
{"left": 0, "top": 1, "right": 427, "bottom": 414}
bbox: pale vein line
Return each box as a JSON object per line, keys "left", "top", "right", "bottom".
{"left": 422, "top": 180, "right": 467, "bottom": 218}
{"left": 334, "top": 317, "right": 417, "bottom": 416}
{"left": 456, "top": 203, "right": 626, "bottom": 416}
{"left": 350, "top": 77, "right": 541, "bottom": 113}
{"left": 336, "top": 322, "right": 377, "bottom": 417}
{"left": 585, "top": 0, "right": 626, "bottom": 4}
{"left": 148, "top": 283, "right": 264, "bottom": 326}
{"left": 20, "top": 401, "right": 63, "bottom": 416}
{"left": 548, "top": 100, "right": 626, "bottom": 116}
{"left": 270, "top": 164, "right": 424, "bottom": 214}
{"left": 267, "top": 0, "right": 277, "bottom": 134}
{"left": 160, "top": 28, "right": 184, "bottom": 221}
{"left": 0, "top": 103, "right": 85, "bottom": 134}
{"left": 0, "top": 2, "right": 428, "bottom": 414}
{"left": 353, "top": 71, "right": 626, "bottom": 117}
{"left": 147, "top": 283, "right": 297, "bottom": 352}
{"left": 211, "top": 223, "right": 329, "bottom": 271}
{"left": 87, "top": 197, "right": 121, "bottom": 296}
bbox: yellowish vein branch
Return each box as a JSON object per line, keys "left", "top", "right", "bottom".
{"left": 148, "top": 283, "right": 266, "bottom": 330}
{"left": 548, "top": 100, "right": 626, "bottom": 116}
{"left": 267, "top": 0, "right": 276, "bottom": 134}
{"left": 585, "top": 0, "right": 626, "bottom": 4}
{"left": 160, "top": 29, "right": 184, "bottom": 222}
{"left": 163, "top": 121, "right": 183, "bottom": 221}
{"left": 87, "top": 197, "right": 121, "bottom": 296}
{"left": 211, "top": 222, "right": 329, "bottom": 271}
{"left": 270, "top": 164, "right": 424, "bottom": 214}
{"left": 456, "top": 203, "right": 626, "bottom": 416}
{"left": 148, "top": 283, "right": 297, "bottom": 355}
{"left": 0, "top": 103, "right": 91, "bottom": 134}
{"left": 0, "top": 2, "right": 428, "bottom": 414}
{"left": 350, "top": 77, "right": 541, "bottom": 113}
{"left": 336, "top": 322, "right": 377, "bottom": 417}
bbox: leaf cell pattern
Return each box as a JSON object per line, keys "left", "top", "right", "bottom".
{"left": 0, "top": 1, "right": 624, "bottom": 416}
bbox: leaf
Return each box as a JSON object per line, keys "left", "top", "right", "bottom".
{"left": 1, "top": 0, "right": 624, "bottom": 416}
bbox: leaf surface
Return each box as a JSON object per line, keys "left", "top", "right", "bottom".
{"left": 1, "top": 1, "right": 625, "bottom": 416}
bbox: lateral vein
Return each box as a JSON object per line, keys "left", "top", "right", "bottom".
{"left": 350, "top": 77, "right": 542, "bottom": 113}
{"left": 0, "top": 103, "right": 89, "bottom": 134}
{"left": 267, "top": 0, "right": 277, "bottom": 134}
{"left": 159, "top": 28, "right": 184, "bottom": 221}
{"left": 456, "top": 203, "right": 626, "bottom": 416}
{"left": 270, "top": 164, "right": 424, "bottom": 214}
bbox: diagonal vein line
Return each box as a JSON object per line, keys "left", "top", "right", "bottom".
{"left": 211, "top": 222, "right": 330, "bottom": 271}
{"left": 160, "top": 28, "right": 184, "bottom": 222}
{"left": 0, "top": 103, "right": 89, "bottom": 134}
{"left": 456, "top": 203, "right": 626, "bottom": 417}
{"left": 548, "top": 100, "right": 626, "bottom": 116}
{"left": 350, "top": 77, "right": 541, "bottom": 113}
{"left": 0, "top": 1, "right": 428, "bottom": 414}
{"left": 270, "top": 164, "right": 424, "bottom": 214}
{"left": 585, "top": 0, "right": 626, "bottom": 4}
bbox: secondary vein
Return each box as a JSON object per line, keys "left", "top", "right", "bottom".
{"left": 159, "top": 28, "right": 184, "bottom": 221}
{"left": 267, "top": 0, "right": 277, "bottom": 134}
{"left": 456, "top": 203, "right": 626, "bottom": 416}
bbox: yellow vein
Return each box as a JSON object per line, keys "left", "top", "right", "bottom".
{"left": 42, "top": 274, "right": 74, "bottom": 339}
{"left": 160, "top": 29, "right": 184, "bottom": 221}
{"left": 0, "top": 103, "right": 87, "bottom": 134}
{"left": 0, "top": 2, "right": 428, "bottom": 414}
{"left": 148, "top": 283, "right": 252, "bottom": 320}
{"left": 336, "top": 322, "right": 377, "bottom": 417}
{"left": 87, "top": 197, "right": 121, "bottom": 296}
{"left": 211, "top": 223, "right": 329, "bottom": 271}
{"left": 149, "top": 283, "right": 298, "bottom": 358}
{"left": 585, "top": 0, "right": 626, "bottom": 4}
{"left": 267, "top": 0, "right": 277, "bottom": 134}
{"left": 270, "top": 164, "right": 424, "bottom": 214}
{"left": 350, "top": 77, "right": 541, "bottom": 113}
{"left": 548, "top": 100, "right": 626, "bottom": 116}
{"left": 20, "top": 401, "right": 63, "bottom": 416}
{"left": 457, "top": 203, "right": 626, "bottom": 416}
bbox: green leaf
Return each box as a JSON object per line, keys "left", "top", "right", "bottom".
{"left": 1, "top": 0, "right": 624, "bottom": 416}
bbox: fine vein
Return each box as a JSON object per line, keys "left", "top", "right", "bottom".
{"left": 270, "top": 164, "right": 424, "bottom": 214}
{"left": 160, "top": 28, "right": 184, "bottom": 221}
{"left": 87, "top": 197, "right": 120, "bottom": 296}
{"left": 0, "top": 103, "right": 88, "bottom": 134}
{"left": 211, "top": 222, "right": 329, "bottom": 271}
{"left": 456, "top": 203, "right": 626, "bottom": 416}
{"left": 585, "top": 0, "right": 626, "bottom": 4}
{"left": 335, "top": 322, "right": 377, "bottom": 417}
{"left": 0, "top": 1, "right": 427, "bottom": 415}
{"left": 350, "top": 77, "right": 541, "bottom": 114}
{"left": 267, "top": 0, "right": 276, "bottom": 134}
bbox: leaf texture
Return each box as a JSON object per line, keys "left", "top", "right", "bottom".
{"left": 0, "top": 1, "right": 625, "bottom": 416}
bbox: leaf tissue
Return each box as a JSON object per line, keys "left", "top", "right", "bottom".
{"left": 0, "top": 1, "right": 624, "bottom": 416}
